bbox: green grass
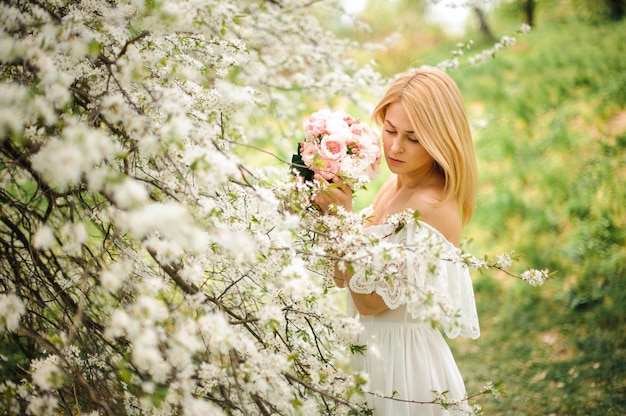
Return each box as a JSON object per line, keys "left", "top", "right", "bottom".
{"left": 447, "top": 16, "right": 626, "bottom": 415}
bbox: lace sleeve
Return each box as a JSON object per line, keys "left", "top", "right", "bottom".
{"left": 348, "top": 224, "right": 409, "bottom": 310}
{"left": 349, "top": 260, "right": 407, "bottom": 310}
{"left": 403, "top": 222, "right": 480, "bottom": 339}
{"left": 442, "top": 260, "right": 480, "bottom": 339}
{"left": 348, "top": 221, "right": 480, "bottom": 339}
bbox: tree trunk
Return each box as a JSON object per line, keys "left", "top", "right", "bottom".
{"left": 606, "top": 0, "right": 626, "bottom": 20}
{"left": 473, "top": 7, "right": 494, "bottom": 40}
{"left": 524, "top": 0, "right": 536, "bottom": 27}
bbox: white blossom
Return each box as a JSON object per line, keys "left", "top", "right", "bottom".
{"left": 333, "top": 315, "right": 364, "bottom": 344}
{"left": 495, "top": 252, "right": 514, "bottom": 268}
{"left": 30, "top": 357, "right": 62, "bottom": 391}
{"left": 122, "top": 203, "right": 208, "bottom": 254}
{"left": 25, "top": 394, "right": 59, "bottom": 416}
{"left": 281, "top": 257, "right": 317, "bottom": 300}
{"left": 0, "top": 294, "right": 26, "bottom": 331}
{"left": 130, "top": 296, "right": 169, "bottom": 324}
{"left": 182, "top": 397, "right": 225, "bottom": 416}
{"left": 212, "top": 224, "right": 258, "bottom": 264}
{"left": 100, "top": 259, "right": 132, "bottom": 292}
{"left": 32, "top": 225, "right": 56, "bottom": 250}
{"left": 30, "top": 138, "right": 84, "bottom": 189}
{"left": 30, "top": 123, "right": 117, "bottom": 190}
{"left": 521, "top": 269, "right": 550, "bottom": 286}
{"left": 106, "top": 309, "right": 137, "bottom": 340}
{"left": 60, "top": 221, "right": 88, "bottom": 256}
{"left": 132, "top": 328, "right": 168, "bottom": 379}
{"left": 463, "top": 253, "right": 488, "bottom": 270}
{"left": 167, "top": 319, "right": 203, "bottom": 368}
{"left": 257, "top": 304, "right": 285, "bottom": 327}
{"left": 198, "top": 313, "right": 233, "bottom": 346}
{"left": 178, "top": 263, "right": 205, "bottom": 286}
{"left": 143, "top": 236, "right": 184, "bottom": 265}
{"left": 108, "top": 178, "right": 150, "bottom": 209}
{"left": 0, "top": 83, "right": 30, "bottom": 135}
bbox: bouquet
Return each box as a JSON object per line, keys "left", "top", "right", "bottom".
{"left": 290, "top": 109, "right": 381, "bottom": 188}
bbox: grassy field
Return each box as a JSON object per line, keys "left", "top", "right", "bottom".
{"left": 446, "top": 14, "right": 626, "bottom": 416}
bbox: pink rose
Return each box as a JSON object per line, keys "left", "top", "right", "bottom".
{"left": 304, "top": 109, "right": 334, "bottom": 141}
{"left": 350, "top": 123, "right": 365, "bottom": 137}
{"left": 319, "top": 136, "right": 347, "bottom": 160}
{"left": 304, "top": 119, "right": 326, "bottom": 141}
{"left": 314, "top": 158, "right": 340, "bottom": 180}
{"left": 300, "top": 141, "right": 319, "bottom": 167}
{"left": 344, "top": 115, "right": 357, "bottom": 125}
{"left": 340, "top": 155, "right": 369, "bottom": 177}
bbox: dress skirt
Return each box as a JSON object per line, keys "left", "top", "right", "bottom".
{"left": 351, "top": 306, "right": 467, "bottom": 416}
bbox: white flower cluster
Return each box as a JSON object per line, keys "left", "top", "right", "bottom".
{"left": 462, "top": 252, "right": 551, "bottom": 287}
{"left": 0, "top": 0, "right": 378, "bottom": 414}
{"left": 30, "top": 124, "right": 119, "bottom": 191}
{"left": 520, "top": 23, "right": 532, "bottom": 34}
{"left": 495, "top": 251, "right": 515, "bottom": 268}
{"left": 432, "top": 390, "right": 480, "bottom": 416}
{"left": 437, "top": 23, "right": 531, "bottom": 70}
{"left": 25, "top": 394, "right": 59, "bottom": 416}
{"left": 463, "top": 253, "right": 489, "bottom": 271}
{"left": 407, "top": 289, "right": 459, "bottom": 328}
{"left": 281, "top": 257, "right": 319, "bottom": 300}
{"left": 105, "top": 295, "right": 172, "bottom": 381}
{"left": 100, "top": 258, "right": 133, "bottom": 293}
{"left": 0, "top": 294, "right": 26, "bottom": 331}
{"left": 437, "top": 40, "right": 474, "bottom": 71}
{"left": 32, "top": 225, "right": 56, "bottom": 250}
{"left": 468, "top": 35, "right": 517, "bottom": 66}
{"left": 30, "top": 356, "right": 63, "bottom": 391}
{"left": 520, "top": 269, "right": 550, "bottom": 286}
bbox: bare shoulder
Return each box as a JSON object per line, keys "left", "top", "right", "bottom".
{"left": 371, "top": 177, "right": 462, "bottom": 244}
{"left": 373, "top": 176, "right": 395, "bottom": 203}
{"left": 409, "top": 188, "right": 461, "bottom": 246}
{"left": 371, "top": 176, "right": 395, "bottom": 211}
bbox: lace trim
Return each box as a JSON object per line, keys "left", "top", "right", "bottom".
{"left": 349, "top": 219, "right": 480, "bottom": 339}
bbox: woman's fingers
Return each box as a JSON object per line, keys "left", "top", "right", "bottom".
{"left": 331, "top": 175, "right": 352, "bottom": 194}
{"left": 312, "top": 174, "right": 353, "bottom": 213}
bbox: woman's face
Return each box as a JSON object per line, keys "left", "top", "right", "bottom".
{"left": 382, "top": 102, "right": 435, "bottom": 176}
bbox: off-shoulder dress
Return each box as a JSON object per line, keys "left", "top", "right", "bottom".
{"left": 347, "top": 211, "right": 480, "bottom": 416}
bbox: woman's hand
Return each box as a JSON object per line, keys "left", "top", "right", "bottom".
{"left": 312, "top": 174, "right": 353, "bottom": 214}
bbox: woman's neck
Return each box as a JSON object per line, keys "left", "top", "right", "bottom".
{"left": 394, "top": 163, "right": 444, "bottom": 190}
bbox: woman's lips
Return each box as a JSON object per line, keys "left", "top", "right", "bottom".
{"left": 387, "top": 156, "right": 404, "bottom": 165}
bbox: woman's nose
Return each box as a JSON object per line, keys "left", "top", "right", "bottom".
{"left": 390, "top": 136, "right": 403, "bottom": 153}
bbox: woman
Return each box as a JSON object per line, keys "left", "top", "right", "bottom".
{"left": 314, "top": 67, "right": 480, "bottom": 415}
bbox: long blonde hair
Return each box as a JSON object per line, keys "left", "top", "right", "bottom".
{"left": 372, "top": 67, "right": 478, "bottom": 226}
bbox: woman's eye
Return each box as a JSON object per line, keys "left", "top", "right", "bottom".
{"left": 407, "top": 137, "right": 419, "bottom": 143}
{"left": 385, "top": 130, "right": 397, "bottom": 135}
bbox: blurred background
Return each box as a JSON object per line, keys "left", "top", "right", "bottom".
{"left": 307, "top": 0, "right": 626, "bottom": 414}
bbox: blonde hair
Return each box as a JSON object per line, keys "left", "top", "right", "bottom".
{"left": 372, "top": 67, "right": 478, "bottom": 226}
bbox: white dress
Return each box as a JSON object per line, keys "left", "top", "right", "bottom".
{"left": 347, "top": 214, "right": 480, "bottom": 416}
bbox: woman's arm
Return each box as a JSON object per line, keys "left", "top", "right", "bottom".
{"left": 313, "top": 174, "right": 389, "bottom": 315}
{"left": 334, "top": 259, "right": 389, "bottom": 315}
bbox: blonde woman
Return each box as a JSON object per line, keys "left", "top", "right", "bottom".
{"left": 314, "top": 67, "right": 480, "bottom": 415}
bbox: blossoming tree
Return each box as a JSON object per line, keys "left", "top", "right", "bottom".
{"left": 0, "top": 1, "right": 547, "bottom": 415}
